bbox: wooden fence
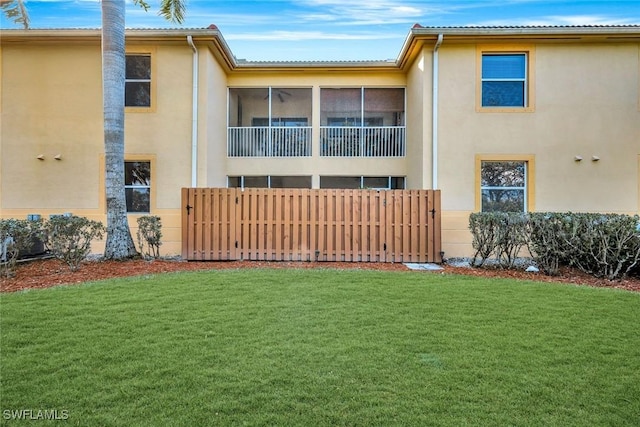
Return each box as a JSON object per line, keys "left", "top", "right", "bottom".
{"left": 181, "top": 188, "right": 442, "bottom": 263}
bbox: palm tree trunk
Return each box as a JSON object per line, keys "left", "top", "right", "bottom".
{"left": 102, "top": 0, "right": 138, "bottom": 259}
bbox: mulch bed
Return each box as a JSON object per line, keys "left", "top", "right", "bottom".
{"left": 1, "top": 257, "right": 639, "bottom": 293}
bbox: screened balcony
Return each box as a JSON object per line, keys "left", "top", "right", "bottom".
{"left": 227, "top": 87, "right": 406, "bottom": 158}
{"left": 320, "top": 88, "right": 405, "bottom": 157}
{"left": 228, "top": 88, "right": 312, "bottom": 157}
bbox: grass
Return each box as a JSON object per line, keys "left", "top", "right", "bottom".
{"left": 1, "top": 269, "right": 639, "bottom": 426}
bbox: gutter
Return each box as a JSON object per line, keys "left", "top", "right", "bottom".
{"left": 187, "top": 35, "right": 199, "bottom": 187}
{"left": 432, "top": 34, "right": 443, "bottom": 189}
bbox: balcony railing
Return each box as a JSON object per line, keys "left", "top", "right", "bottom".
{"left": 227, "top": 126, "right": 405, "bottom": 157}
{"left": 228, "top": 127, "right": 312, "bottom": 157}
{"left": 320, "top": 126, "right": 405, "bottom": 157}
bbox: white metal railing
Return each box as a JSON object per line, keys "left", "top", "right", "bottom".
{"left": 320, "top": 126, "right": 405, "bottom": 157}
{"left": 227, "top": 127, "right": 312, "bottom": 157}
{"left": 227, "top": 126, "right": 405, "bottom": 157}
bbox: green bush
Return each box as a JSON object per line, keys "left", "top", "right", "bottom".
{"left": 494, "top": 212, "right": 529, "bottom": 268}
{"left": 470, "top": 212, "right": 640, "bottom": 280}
{"left": 0, "top": 218, "right": 43, "bottom": 278}
{"left": 44, "top": 215, "right": 105, "bottom": 271}
{"left": 563, "top": 214, "right": 639, "bottom": 280}
{"left": 136, "top": 215, "right": 162, "bottom": 259}
{"left": 469, "top": 212, "right": 528, "bottom": 268}
{"left": 469, "top": 212, "right": 500, "bottom": 267}
{"left": 527, "top": 213, "right": 570, "bottom": 275}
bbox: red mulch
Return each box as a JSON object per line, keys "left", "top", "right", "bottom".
{"left": 1, "top": 257, "right": 639, "bottom": 293}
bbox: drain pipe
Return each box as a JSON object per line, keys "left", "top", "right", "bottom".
{"left": 187, "top": 35, "right": 199, "bottom": 187}
{"left": 432, "top": 34, "right": 443, "bottom": 189}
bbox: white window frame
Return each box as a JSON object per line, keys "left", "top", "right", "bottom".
{"left": 481, "top": 53, "right": 528, "bottom": 108}
{"left": 476, "top": 45, "right": 535, "bottom": 113}
{"left": 480, "top": 161, "right": 527, "bottom": 212}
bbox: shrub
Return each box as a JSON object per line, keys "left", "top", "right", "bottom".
{"left": 136, "top": 215, "right": 162, "bottom": 259}
{"left": 528, "top": 213, "right": 569, "bottom": 275}
{"left": 470, "top": 212, "right": 640, "bottom": 280}
{"left": 569, "top": 213, "right": 640, "bottom": 280}
{"left": 469, "top": 212, "right": 529, "bottom": 268}
{"left": 44, "top": 215, "right": 105, "bottom": 271}
{"left": 493, "top": 212, "right": 529, "bottom": 268}
{"left": 0, "top": 218, "right": 43, "bottom": 278}
{"left": 469, "top": 212, "right": 500, "bottom": 267}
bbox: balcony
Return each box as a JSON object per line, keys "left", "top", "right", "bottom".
{"left": 320, "top": 126, "right": 405, "bottom": 157}
{"left": 227, "top": 87, "right": 406, "bottom": 158}
{"left": 227, "top": 127, "right": 312, "bottom": 157}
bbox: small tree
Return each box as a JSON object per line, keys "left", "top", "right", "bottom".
{"left": 44, "top": 216, "right": 105, "bottom": 271}
{"left": 136, "top": 215, "right": 162, "bottom": 259}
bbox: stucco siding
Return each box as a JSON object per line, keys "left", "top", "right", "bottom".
{"left": 1, "top": 43, "right": 103, "bottom": 210}
{"left": 1, "top": 27, "right": 638, "bottom": 259}
{"left": 436, "top": 42, "right": 640, "bottom": 257}
{"left": 198, "top": 49, "right": 229, "bottom": 188}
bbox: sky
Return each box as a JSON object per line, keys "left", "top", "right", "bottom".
{"left": 1, "top": 0, "right": 639, "bottom": 61}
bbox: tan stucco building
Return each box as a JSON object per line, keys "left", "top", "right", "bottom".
{"left": 1, "top": 25, "right": 639, "bottom": 257}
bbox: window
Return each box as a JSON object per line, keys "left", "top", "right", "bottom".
{"left": 477, "top": 46, "right": 534, "bottom": 112}
{"left": 320, "top": 88, "right": 405, "bottom": 157}
{"left": 480, "top": 161, "right": 527, "bottom": 212}
{"left": 125, "top": 54, "right": 151, "bottom": 107}
{"left": 227, "top": 176, "right": 312, "bottom": 189}
{"left": 252, "top": 118, "right": 309, "bottom": 127}
{"left": 481, "top": 54, "right": 526, "bottom": 107}
{"left": 320, "top": 176, "right": 405, "bottom": 190}
{"left": 327, "top": 117, "right": 383, "bottom": 127}
{"left": 320, "top": 88, "right": 405, "bottom": 127}
{"left": 227, "top": 88, "right": 312, "bottom": 157}
{"left": 125, "top": 161, "right": 151, "bottom": 213}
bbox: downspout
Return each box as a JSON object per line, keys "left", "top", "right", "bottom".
{"left": 432, "top": 34, "right": 443, "bottom": 189}
{"left": 187, "top": 35, "right": 199, "bottom": 187}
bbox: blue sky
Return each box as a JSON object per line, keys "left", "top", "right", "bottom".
{"left": 2, "top": 0, "right": 639, "bottom": 61}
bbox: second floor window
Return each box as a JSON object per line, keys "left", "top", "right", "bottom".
{"left": 125, "top": 54, "right": 151, "bottom": 107}
{"left": 481, "top": 53, "right": 527, "bottom": 107}
{"left": 227, "top": 87, "right": 313, "bottom": 157}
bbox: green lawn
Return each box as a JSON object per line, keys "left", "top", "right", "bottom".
{"left": 1, "top": 269, "right": 639, "bottom": 426}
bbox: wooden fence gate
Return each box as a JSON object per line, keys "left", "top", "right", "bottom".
{"left": 182, "top": 188, "right": 442, "bottom": 263}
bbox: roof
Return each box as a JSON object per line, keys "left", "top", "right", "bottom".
{"left": 397, "top": 24, "right": 640, "bottom": 69}
{"left": 1, "top": 24, "right": 639, "bottom": 72}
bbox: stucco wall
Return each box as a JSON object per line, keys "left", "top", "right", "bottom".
{"left": 405, "top": 48, "right": 432, "bottom": 190}
{"left": 437, "top": 42, "right": 640, "bottom": 257}
{"left": 1, "top": 43, "right": 103, "bottom": 211}
{"left": 2, "top": 34, "right": 638, "bottom": 260}
{"left": 0, "top": 39, "right": 211, "bottom": 256}
{"left": 202, "top": 49, "right": 230, "bottom": 188}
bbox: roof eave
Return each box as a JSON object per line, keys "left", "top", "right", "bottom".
{"left": 396, "top": 25, "right": 640, "bottom": 70}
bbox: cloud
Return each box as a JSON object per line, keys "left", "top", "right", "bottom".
{"left": 294, "top": 0, "right": 437, "bottom": 26}
{"left": 226, "top": 30, "right": 399, "bottom": 41}
{"left": 477, "top": 14, "right": 638, "bottom": 27}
